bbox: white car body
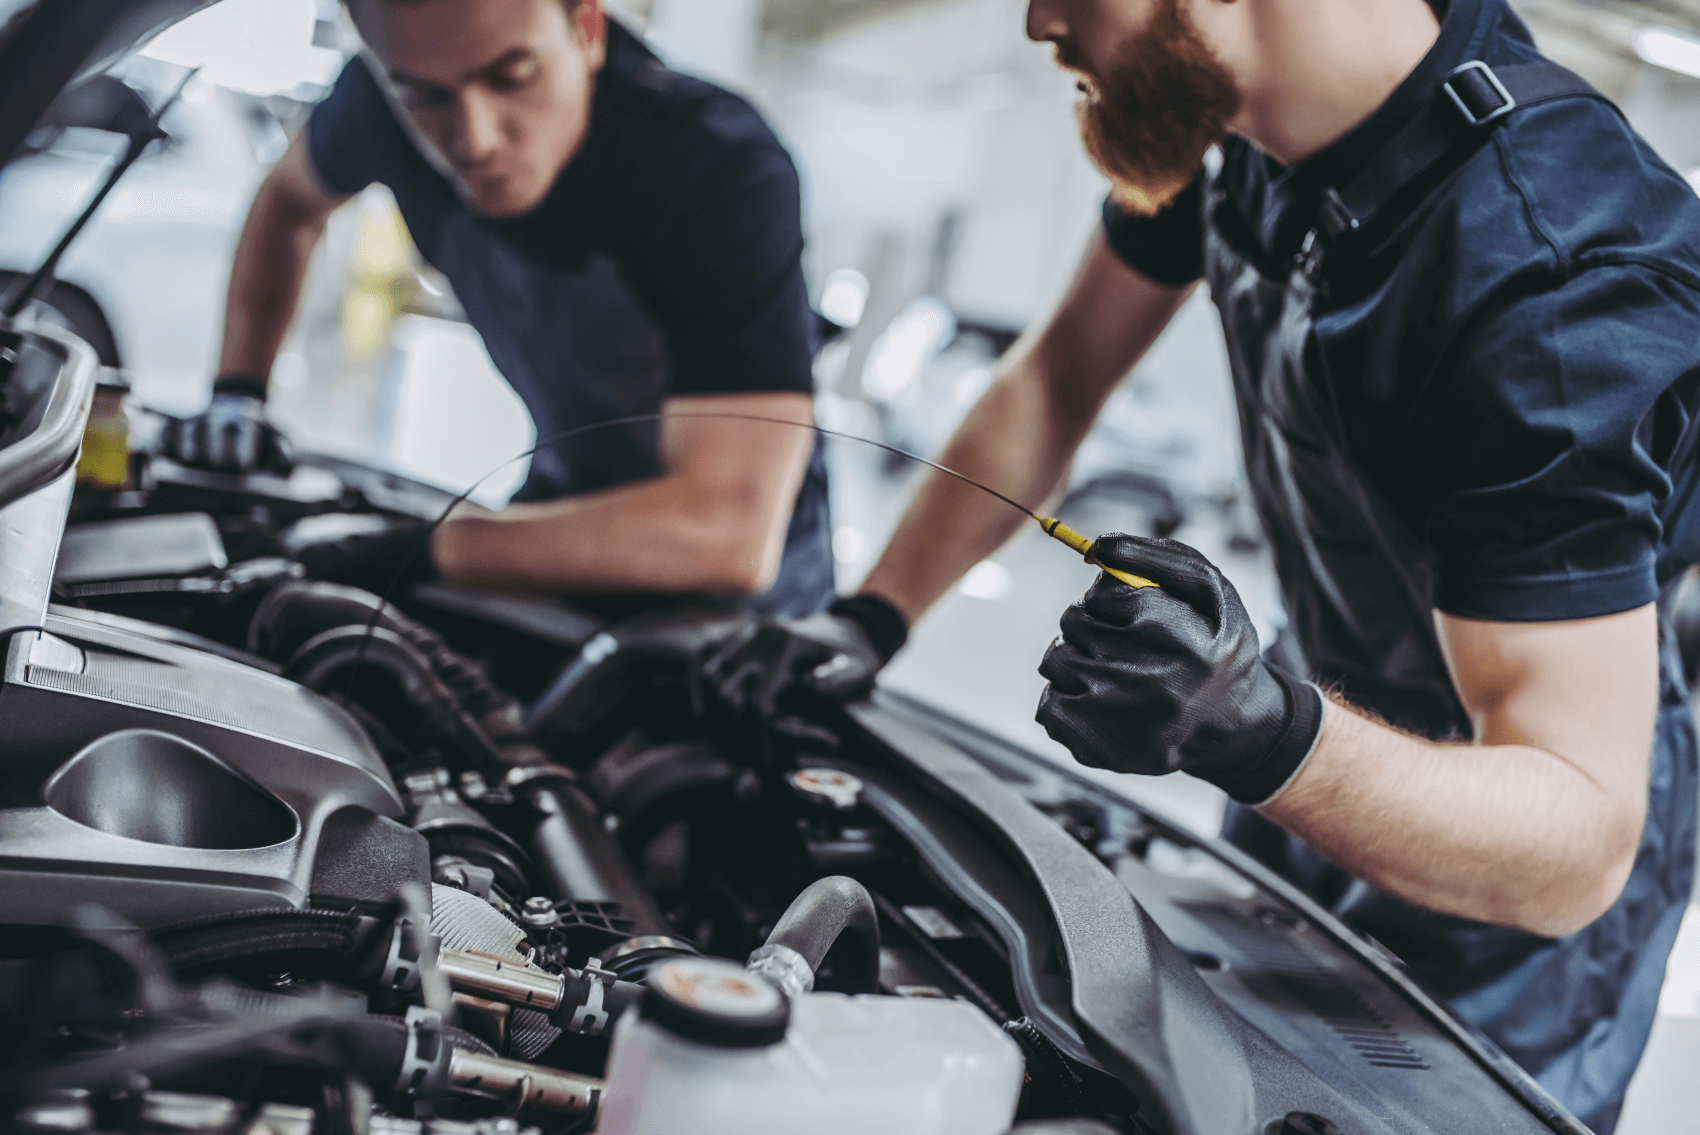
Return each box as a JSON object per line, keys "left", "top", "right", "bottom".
{"left": 0, "top": 75, "right": 272, "bottom": 415}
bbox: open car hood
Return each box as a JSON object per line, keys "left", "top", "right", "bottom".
{"left": 0, "top": 0, "right": 214, "bottom": 167}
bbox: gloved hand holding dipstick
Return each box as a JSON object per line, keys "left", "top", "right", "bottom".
{"left": 1037, "top": 534, "right": 1327, "bottom": 806}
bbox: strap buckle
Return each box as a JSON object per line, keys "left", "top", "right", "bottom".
{"left": 1442, "top": 61, "right": 1515, "bottom": 127}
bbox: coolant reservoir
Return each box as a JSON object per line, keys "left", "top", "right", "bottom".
{"left": 599, "top": 958, "right": 1023, "bottom": 1135}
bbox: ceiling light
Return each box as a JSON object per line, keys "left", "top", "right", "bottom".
{"left": 1636, "top": 26, "right": 1700, "bottom": 81}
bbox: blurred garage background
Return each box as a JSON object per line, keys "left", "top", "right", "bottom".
{"left": 2, "top": 0, "right": 1697, "bottom": 1126}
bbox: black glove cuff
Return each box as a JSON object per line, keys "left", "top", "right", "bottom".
{"left": 829, "top": 593, "right": 909, "bottom": 665}
{"left": 212, "top": 373, "right": 270, "bottom": 400}
{"left": 1210, "top": 665, "right": 1326, "bottom": 805}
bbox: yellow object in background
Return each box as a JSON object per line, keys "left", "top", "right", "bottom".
{"left": 1036, "top": 517, "right": 1158, "bottom": 590}
{"left": 341, "top": 193, "right": 419, "bottom": 362}
{"left": 76, "top": 382, "right": 130, "bottom": 489}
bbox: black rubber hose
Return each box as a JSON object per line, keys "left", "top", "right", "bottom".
{"left": 149, "top": 909, "right": 368, "bottom": 974}
{"left": 284, "top": 626, "right": 493, "bottom": 760}
{"left": 193, "top": 987, "right": 497, "bottom": 1098}
{"left": 337, "top": 1013, "right": 492, "bottom": 1102}
{"left": 528, "top": 782, "right": 674, "bottom": 940}
{"left": 252, "top": 583, "right": 683, "bottom": 954}
{"left": 764, "top": 876, "right": 880, "bottom": 994}
{"left": 251, "top": 580, "right": 532, "bottom": 747}
{"left": 250, "top": 580, "right": 410, "bottom": 661}
{"left": 548, "top": 970, "right": 647, "bottom": 1036}
{"left": 353, "top": 1013, "right": 495, "bottom": 1057}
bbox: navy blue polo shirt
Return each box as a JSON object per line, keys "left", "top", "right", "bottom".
{"left": 303, "top": 21, "right": 834, "bottom": 617}
{"left": 1104, "top": 8, "right": 1700, "bottom": 627}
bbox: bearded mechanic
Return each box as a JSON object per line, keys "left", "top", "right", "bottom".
{"left": 168, "top": 0, "right": 833, "bottom": 615}
{"left": 708, "top": 0, "right": 1700, "bottom": 1127}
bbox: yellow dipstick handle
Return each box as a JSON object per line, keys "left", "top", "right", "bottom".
{"left": 1037, "top": 517, "right": 1158, "bottom": 590}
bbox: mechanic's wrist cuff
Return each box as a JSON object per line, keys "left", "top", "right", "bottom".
{"left": 829, "top": 593, "right": 909, "bottom": 664}
{"left": 1211, "top": 666, "right": 1327, "bottom": 806}
{"left": 212, "top": 373, "right": 269, "bottom": 401}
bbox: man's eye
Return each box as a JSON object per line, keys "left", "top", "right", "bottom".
{"left": 488, "top": 58, "right": 539, "bottom": 91}
{"left": 398, "top": 86, "right": 454, "bottom": 109}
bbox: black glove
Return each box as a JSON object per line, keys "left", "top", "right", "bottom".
{"left": 704, "top": 593, "right": 909, "bottom": 716}
{"left": 166, "top": 379, "right": 292, "bottom": 474}
{"left": 1036, "top": 534, "right": 1325, "bottom": 805}
{"left": 280, "top": 513, "right": 438, "bottom": 594}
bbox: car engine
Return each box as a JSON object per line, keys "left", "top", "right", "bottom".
{"left": 0, "top": 576, "right": 1025, "bottom": 1135}
{"left": 2, "top": 314, "right": 1594, "bottom": 1135}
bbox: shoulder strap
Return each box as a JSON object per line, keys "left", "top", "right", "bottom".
{"left": 1317, "top": 60, "right": 1608, "bottom": 246}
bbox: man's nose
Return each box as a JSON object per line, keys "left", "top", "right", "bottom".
{"left": 452, "top": 90, "right": 503, "bottom": 167}
{"left": 1026, "top": 0, "right": 1068, "bottom": 44}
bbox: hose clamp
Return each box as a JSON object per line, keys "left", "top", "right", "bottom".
{"left": 565, "top": 960, "right": 613, "bottom": 1036}
{"left": 396, "top": 1006, "right": 449, "bottom": 1099}
{"left": 379, "top": 914, "right": 426, "bottom": 997}
{"left": 745, "top": 943, "right": 814, "bottom": 1000}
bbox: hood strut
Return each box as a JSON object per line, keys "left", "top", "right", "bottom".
{"left": 1, "top": 68, "right": 191, "bottom": 320}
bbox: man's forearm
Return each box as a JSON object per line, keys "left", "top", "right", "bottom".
{"left": 218, "top": 173, "right": 333, "bottom": 384}
{"left": 1261, "top": 698, "right": 1648, "bottom": 936}
{"left": 858, "top": 362, "right": 1101, "bottom": 622}
{"left": 433, "top": 474, "right": 776, "bottom": 594}
{"left": 435, "top": 392, "right": 814, "bottom": 595}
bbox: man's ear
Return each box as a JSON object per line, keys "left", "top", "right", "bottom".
{"left": 571, "top": 0, "right": 608, "bottom": 72}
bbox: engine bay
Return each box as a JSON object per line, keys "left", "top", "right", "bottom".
{"left": 0, "top": 325, "right": 1590, "bottom": 1135}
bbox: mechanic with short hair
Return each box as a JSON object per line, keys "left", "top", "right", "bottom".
{"left": 708, "top": 0, "right": 1700, "bottom": 1127}
{"left": 173, "top": 0, "right": 833, "bottom": 615}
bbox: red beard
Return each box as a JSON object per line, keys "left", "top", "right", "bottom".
{"left": 1070, "top": 0, "right": 1241, "bottom": 217}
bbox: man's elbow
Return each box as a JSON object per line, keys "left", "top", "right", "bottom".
{"left": 1509, "top": 817, "right": 1642, "bottom": 938}
{"left": 696, "top": 549, "right": 780, "bottom": 596}
{"left": 690, "top": 515, "right": 785, "bottom": 596}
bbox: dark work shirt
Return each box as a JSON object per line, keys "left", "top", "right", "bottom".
{"left": 1103, "top": 5, "right": 1700, "bottom": 626}
{"left": 304, "top": 22, "right": 833, "bottom": 616}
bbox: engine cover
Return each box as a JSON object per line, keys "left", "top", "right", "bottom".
{"left": 0, "top": 607, "right": 420, "bottom": 927}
